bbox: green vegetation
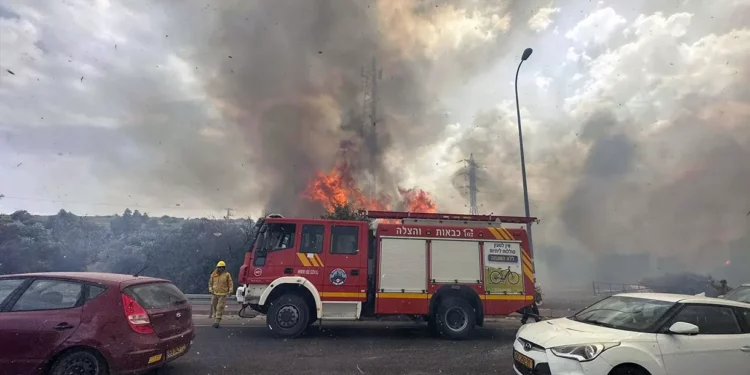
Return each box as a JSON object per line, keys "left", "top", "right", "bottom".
{"left": 0, "top": 203, "right": 369, "bottom": 293}
{"left": 320, "top": 203, "right": 369, "bottom": 221}
{"left": 0, "top": 209, "right": 254, "bottom": 294}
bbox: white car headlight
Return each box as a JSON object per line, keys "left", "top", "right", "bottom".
{"left": 550, "top": 342, "right": 620, "bottom": 362}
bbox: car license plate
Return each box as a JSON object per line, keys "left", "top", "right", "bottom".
{"left": 513, "top": 350, "right": 534, "bottom": 369}
{"left": 166, "top": 344, "right": 187, "bottom": 359}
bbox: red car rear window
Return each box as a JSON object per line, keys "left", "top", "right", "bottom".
{"left": 124, "top": 282, "right": 187, "bottom": 309}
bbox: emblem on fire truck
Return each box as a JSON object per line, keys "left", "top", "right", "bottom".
{"left": 329, "top": 268, "right": 347, "bottom": 286}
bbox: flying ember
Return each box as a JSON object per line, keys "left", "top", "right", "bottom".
{"left": 303, "top": 163, "right": 437, "bottom": 213}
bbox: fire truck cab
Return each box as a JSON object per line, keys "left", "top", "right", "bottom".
{"left": 236, "top": 210, "right": 537, "bottom": 339}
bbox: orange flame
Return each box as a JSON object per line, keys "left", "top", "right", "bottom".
{"left": 399, "top": 188, "right": 437, "bottom": 213}
{"left": 304, "top": 163, "right": 437, "bottom": 214}
{"left": 303, "top": 163, "right": 390, "bottom": 212}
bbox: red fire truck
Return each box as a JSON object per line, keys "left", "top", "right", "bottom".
{"left": 235, "top": 210, "right": 537, "bottom": 339}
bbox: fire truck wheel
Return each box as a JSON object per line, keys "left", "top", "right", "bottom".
{"left": 436, "top": 297, "right": 476, "bottom": 340}
{"left": 267, "top": 293, "right": 310, "bottom": 338}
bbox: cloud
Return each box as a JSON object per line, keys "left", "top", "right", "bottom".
{"left": 528, "top": 6, "right": 561, "bottom": 32}
{"left": 565, "top": 7, "right": 627, "bottom": 45}
{"left": 0, "top": 0, "right": 253, "bottom": 210}
{"left": 535, "top": 75, "right": 552, "bottom": 91}
{"left": 564, "top": 12, "right": 739, "bottom": 122}
{"left": 559, "top": 12, "right": 750, "bottom": 271}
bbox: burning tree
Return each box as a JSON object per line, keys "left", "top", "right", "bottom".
{"left": 303, "top": 162, "right": 437, "bottom": 214}
{"left": 320, "top": 203, "right": 368, "bottom": 221}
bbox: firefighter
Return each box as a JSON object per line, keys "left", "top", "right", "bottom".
{"left": 520, "top": 280, "right": 543, "bottom": 324}
{"left": 208, "top": 260, "right": 234, "bottom": 328}
{"left": 709, "top": 277, "right": 733, "bottom": 296}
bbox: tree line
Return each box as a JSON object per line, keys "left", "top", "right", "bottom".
{"left": 0, "top": 208, "right": 255, "bottom": 294}
{"left": 7, "top": 203, "right": 740, "bottom": 293}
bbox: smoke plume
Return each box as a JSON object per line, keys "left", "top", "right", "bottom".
{"left": 136, "top": 0, "right": 521, "bottom": 215}
{"left": 435, "top": 5, "right": 750, "bottom": 283}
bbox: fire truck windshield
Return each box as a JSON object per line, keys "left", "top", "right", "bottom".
{"left": 252, "top": 225, "right": 268, "bottom": 259}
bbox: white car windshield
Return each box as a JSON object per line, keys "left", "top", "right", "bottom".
{"left": 723, "top": 286, "right": 750, "bottom": 303}
{"left": 571, "top": 296, "right": 675, "bottom": 332}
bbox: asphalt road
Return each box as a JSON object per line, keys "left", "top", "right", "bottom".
{"left": 157, "top": 319, "right": 522, "bottom": 375}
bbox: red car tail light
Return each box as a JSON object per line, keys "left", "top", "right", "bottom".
{"left": 121, "top": 293, "right": 154, "bottom": 334}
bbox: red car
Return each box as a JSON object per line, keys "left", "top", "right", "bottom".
{"left": 0, "top": 272, "right": 195, "bottom": 375}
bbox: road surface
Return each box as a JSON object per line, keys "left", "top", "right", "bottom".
{"left": 158, "top": 317, "right": 524, "bottom": 375}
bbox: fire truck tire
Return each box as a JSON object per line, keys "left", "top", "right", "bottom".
{"left": 436, "top": 297, "right": 476, "bottom": 340}
{"left": 266, "top": 293, "right": 310, "bottom": 338}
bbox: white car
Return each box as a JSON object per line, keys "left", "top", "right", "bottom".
{"left": 513, "top": 293, "right": 750, "bottom": 375}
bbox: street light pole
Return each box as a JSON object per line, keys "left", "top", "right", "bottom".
{"left": 514, "top": 48, "right": 535, "bottom": 267}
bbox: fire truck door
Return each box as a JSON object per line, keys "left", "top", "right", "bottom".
{"left": 320, "top": 224, "right": 366, "bottom": 301}
{"left": 295, "top": 224, "right": 325, "bottom": 285}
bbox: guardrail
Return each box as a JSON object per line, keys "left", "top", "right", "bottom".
{"left": 185, "top": 294, "right": 237, "bottom": 305}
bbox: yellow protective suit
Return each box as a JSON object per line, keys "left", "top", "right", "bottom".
{"left": 208, "top": 270, "right": 234, "bottom": 323}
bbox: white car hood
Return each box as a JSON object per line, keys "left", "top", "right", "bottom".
{"left": 517, "top": 318, "right": 648, "bottom": 348}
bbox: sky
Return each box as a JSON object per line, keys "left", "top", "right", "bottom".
{"left": 2, "top": 0, "right": 750, "bottom": 275}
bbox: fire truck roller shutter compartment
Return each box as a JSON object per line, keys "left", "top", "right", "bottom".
{"left": 378, "top": 238, "right": 428, "bottom": 293}
{"left": 483, "top": 240, "right": 525, "bottom": 295}
{"left": 430, "top": 240, "right": 482, "bottom": 284}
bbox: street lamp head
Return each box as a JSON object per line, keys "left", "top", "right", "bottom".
{"left": 521, "top": 48, "right": 533, "bottom": 61}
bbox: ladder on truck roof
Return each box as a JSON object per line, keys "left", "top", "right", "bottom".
{"left": 360, "top": 210, "right": 538, "bottom": 226}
